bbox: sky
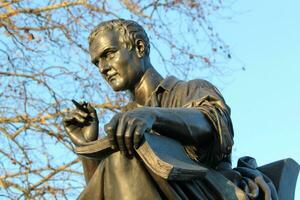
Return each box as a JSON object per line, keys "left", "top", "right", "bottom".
{"left": 209, "top": 0, "right": 300, "bottom": 198}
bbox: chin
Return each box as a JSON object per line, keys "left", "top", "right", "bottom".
{"left": 110, "top": 80, "right": 132, "bottom": 92}
{"left": 111, "top": 84, "right": 126, "bottom": 92}
{"left": 111, "top": 87, "right": 122, "bottom": 92}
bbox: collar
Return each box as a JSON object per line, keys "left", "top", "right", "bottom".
{"left": 144, "top": 76, "right": 181, "bottom": 107}
{"left": 156, "top": 76, "right": 180, "bottom": 92}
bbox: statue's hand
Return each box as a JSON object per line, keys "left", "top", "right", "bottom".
{"left": 63, "top": 101, "right": 99, "bottom": 146}
{"left": 104, "top": 108, "right": 155, "bottom": 157}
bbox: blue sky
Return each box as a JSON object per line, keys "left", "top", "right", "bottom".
{"left": 210, "top": 0, "right": 300, "bottom": 197}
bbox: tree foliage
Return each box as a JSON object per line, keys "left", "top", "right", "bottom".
{"left": 0, "top": 0, "right": 232, "bottom": 199}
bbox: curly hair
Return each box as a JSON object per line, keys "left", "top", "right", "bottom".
{"left": 88, "top": 19, "right": 150, "bottom": 56}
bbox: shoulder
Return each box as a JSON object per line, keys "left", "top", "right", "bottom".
{"left": 185, "top": 79, "right": 217, "bottom": 90}
{"left": 171, "top": 78, "right": 222, "bottom": 98}
{"left": 160, "top": 77, "right": 224, "bottom": 106}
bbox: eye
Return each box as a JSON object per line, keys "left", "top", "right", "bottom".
{"left": 93, "top": 59, "right": 99, "bottom": 67}
{"left": 106, "top": 51, "right": 115, "bottom": 60}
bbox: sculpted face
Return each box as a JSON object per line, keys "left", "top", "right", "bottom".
{"left": 89, "top": 29, "right": 145, "bottom": 91}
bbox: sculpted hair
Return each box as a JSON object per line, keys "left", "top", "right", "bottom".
{"left": 89, "top": 19, "right": 150, "bottom": 56}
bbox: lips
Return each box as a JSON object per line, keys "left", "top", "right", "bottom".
{"left": 107, "top": 73, "right": 117, "bottom": 82}
{"left": 108, "top": 76, "right": 115, "bottom": 82}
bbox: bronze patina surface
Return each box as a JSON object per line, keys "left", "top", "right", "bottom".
{"left": 63, "top": 19, "right": 299, "bottom": 200}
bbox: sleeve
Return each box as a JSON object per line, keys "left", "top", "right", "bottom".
{"left": 176, "top": 79, "right": 234, "bottom": 167}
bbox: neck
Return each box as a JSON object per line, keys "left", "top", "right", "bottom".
{"left": 132, "top": 67, "right": 163, "bottom": 105}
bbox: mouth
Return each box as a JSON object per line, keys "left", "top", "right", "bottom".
{"left": 107, "top": 74, "right": 117, "bottom": 82}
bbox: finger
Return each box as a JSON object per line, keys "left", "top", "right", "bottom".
{"left": 62, "top": 120, "right": 70, "bottom": 129}
{"left": 134, "top": 125, "right": 147, "bottom": 149}
{"left": 124, "top": 120, "right": 135, "bottom": 156}
{"left": 63, "top": 115, "right": 74, "bottom": 124}
{"left": 116, "top": 115, "right": 127, "bottom": 155}
{"left": 72, "top": 113, "right": 85, "bottom": 123}
{"left": 74, "top": 109, "right": 88, "bottom": 118}
{"left": 87, "top": 103, "right": 98, "bottom": 121}
{"left": 62, "top": 122, "right": 86, "bottom": 146}
{"left": 105, "top": 113, "right": 121, "bottom": 150}
{"left": 86, "top": 103, "right": 96, "bottom": 115}
{"left": 63, "top": 112, "right": 83, "bottom": 124}
{"left": 105, "top": 125, "right": 116, "bottom": 150}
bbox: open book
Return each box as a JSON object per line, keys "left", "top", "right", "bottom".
{"left": 75, "top": 132, "right": 208, "bottom": 181}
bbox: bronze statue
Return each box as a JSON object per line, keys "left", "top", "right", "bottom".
{"left": 63, "top": 19, "right": 299, "bottom": 200}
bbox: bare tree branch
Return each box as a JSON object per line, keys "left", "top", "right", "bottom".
{"left": 0, "top": 0, "right": 233, "bottom": 198}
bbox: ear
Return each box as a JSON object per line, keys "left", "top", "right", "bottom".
{"left": 135, "top": 39, "right": 145, "bottom": 58}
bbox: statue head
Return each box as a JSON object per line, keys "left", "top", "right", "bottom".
{"left": 89, "top": 19, "right": 150, "bottom": 57}
{"left": 88, "top": 19, "right": 151, "bottom": 92}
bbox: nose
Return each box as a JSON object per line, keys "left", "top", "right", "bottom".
{"left": 98, "top": 63, "right": 110, "bottom": 74}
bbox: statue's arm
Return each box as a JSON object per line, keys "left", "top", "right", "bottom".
{"left": 150, "top": 107, "right": 213, "bottom": 146}
{"left": 105, "top": 107, "right": 214, "bottom": 156}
